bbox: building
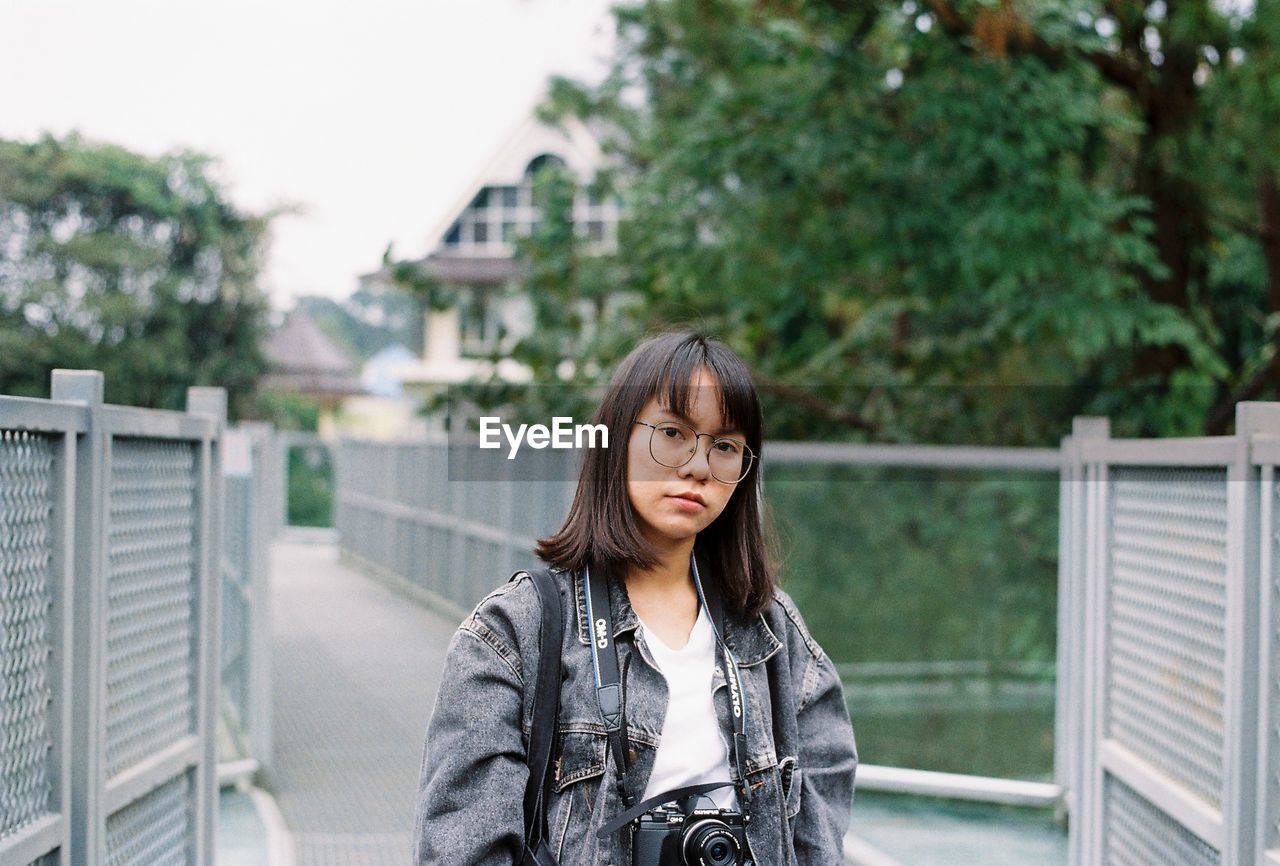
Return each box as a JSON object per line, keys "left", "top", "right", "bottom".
{"left": 259, "top": 309, "right": 365, "bottom": 438}
{"left": 369, "top": 113, "right": 622, "bottom": 405}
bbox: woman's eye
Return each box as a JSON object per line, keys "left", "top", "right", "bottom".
{"left": 714, "top": 440, "right": 741, "bottom": 455}
{"left": 659, "top": 425, "right": 684, "bottom": 439}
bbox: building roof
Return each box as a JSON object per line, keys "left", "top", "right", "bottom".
{"left": 260, "top": 310, "right": 365, "bottom": 399}
{"left": 419, "top": 254, "right": 523, "bottom": 284}
{"left": 421, "top": 114, "right": 608, "bottom": 251}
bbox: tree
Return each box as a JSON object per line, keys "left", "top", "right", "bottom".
{"left": 538, "top": 0, "right": 1279, "bottom": 442}
{"left": 0, "top": 133, "right": 272, "bottom": 417}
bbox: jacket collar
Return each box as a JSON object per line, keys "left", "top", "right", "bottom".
{"left": 572, "top": 566, "right": 782, "bottom": 667}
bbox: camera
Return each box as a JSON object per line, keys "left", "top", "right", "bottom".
{"left": 631, "top": 794, "right": 753, "bottom": 866}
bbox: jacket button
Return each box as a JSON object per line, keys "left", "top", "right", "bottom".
{"left": 627, "top": 748, "right": 637, "bottom": 764}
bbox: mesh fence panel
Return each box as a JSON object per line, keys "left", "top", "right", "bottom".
{"left": 1105, "top": 775, "right": 1220, "bottom": 865}
{"left": 0, "top": 430, "right": 56, "bottom": 838}
{"left": 104, "top": 438, "right": 198, "bottom": 778}
{"left": 104, "top": 771, "right": 193, "bottom": 866}
{"left": 1106, "top": 466, "right": 1228, "bottom": 809}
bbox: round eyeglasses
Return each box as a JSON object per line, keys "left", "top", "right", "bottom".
{"left": 634, "top": 420, "right": 755, "bottom": 484}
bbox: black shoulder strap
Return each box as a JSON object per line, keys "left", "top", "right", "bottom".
{"left": 516, "top": 567, "right": 563, "bottom": 865}
{"left": 585, "top": 564, "right": 637, "bottom": 808}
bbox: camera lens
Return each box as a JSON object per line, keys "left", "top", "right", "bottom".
{"left": 682, "top": 819, "right": 740, "bottom": 866}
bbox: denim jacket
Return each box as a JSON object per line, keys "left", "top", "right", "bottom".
{"left": 412, "top": 567, "right": 858, "bottom": 865}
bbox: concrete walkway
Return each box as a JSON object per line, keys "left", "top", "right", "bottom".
{"left": 263, "top": 538, "right": 460, "bottom": 865}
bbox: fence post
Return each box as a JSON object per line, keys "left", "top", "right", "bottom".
{"left": 1065, "top": 416, "right": 1108, "bottom": 866}
{"left": 1225, "top": 402, "right": 1280, "bottom": 864}
{"left": 245, "top": 422, "right": 275, "bottom": 772}
{"left": 51, "top": 370, "right": 106, "bottom": 866}
{"left": 1054, "top": 431, "right": 1074, "bottom": 827}
{"left": 187, "top": 387, "right": 226, "bottom": 866}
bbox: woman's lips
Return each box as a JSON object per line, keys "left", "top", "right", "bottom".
{"left": 667, "top": 495, "right": 706, "bottom": 512}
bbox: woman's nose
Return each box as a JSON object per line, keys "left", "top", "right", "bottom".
{"left": 678, "top": 435, "right": 714, "bottom": 479}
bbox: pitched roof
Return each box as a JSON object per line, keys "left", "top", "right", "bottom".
{"left": 421, "top": 113, "right": 608, "bottom": 253}
{"left": 260, "top": 310, "right": 364, "bottom": 398}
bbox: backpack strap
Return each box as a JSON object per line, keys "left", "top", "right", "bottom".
{"left": 516, "top": 567, "right": 563, "bottom": 865}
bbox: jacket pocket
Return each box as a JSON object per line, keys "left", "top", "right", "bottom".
{"left": 551, "top": 730, "right": 608, "bottom": 864}
{"left": 778, "top": 755, "right": 802, "bottom": 819}
{"left": 553, "top": 730, "right": 608, "bottom": 792}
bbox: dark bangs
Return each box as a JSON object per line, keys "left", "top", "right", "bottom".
{"left": 536, "top": 329, "right": 777, "bottom": 618}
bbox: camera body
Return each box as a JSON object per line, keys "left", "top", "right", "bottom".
{"left": 631, "top": 796, "right": 752, "bottom": 866}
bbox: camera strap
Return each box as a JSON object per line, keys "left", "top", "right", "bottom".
{"left": 585, "top": 563, "right": 636, "bottom": 808}
{"left": 584, "top": 553, "right": 752, "bottom": 816}
{"left": 594, "top": 781, "right": 735, "bottom": 839}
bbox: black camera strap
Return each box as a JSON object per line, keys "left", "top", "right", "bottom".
{"left": 584, "top": 554, "right": 751, "bottom": 818}
{"left": 594, "top": 781, "right": 735, "bottom": 838}
{"left": 585, "top": 563, "right": 637, "bottom": 808}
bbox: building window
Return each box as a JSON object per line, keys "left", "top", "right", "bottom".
{"left": 525, "top": 154, "right": 567, "bottom": 177}
{"left": 438, "top": 154, "right": 624, "bottom": 255}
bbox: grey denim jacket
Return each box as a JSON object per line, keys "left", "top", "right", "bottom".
{"left": 412, "top": 567, "right": 858, "bottom": 865}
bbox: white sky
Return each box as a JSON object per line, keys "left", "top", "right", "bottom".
{"left": 0, "top": 0, "right": 616, "bottom": 310}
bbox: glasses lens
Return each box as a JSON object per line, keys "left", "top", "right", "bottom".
{"left": 649, "top": 421, "right": 696, "bottom": 468}
{"left": 708, "top": 439, "right": 748, "bottom": 483}
{"left": 646, "top": 422, "right": 753, "bottom": 482}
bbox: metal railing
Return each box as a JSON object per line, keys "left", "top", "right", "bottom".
{"left": 219, "top": 422, "right": 280, "bottom": 778}
{"left": 764, "top": 440, "right": 1065, "bottom": 808}
{"left": 0, "top": 370, "right": 280, "bottom": 866}
{"left": 1064, "top": 402, "right": 1280, "bottom": 865}
{"left": 0, "top": 371, "right": 223, "bottom": 866}
{"left": 332, "top": 433, "right": 1065, "bottom": 809}
{"left": 333, "top": 435, "right": 576, "bottom": 623}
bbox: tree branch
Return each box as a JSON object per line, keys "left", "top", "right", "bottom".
{"left": 748, "top": 366, "right": 880, "bottom": 434}
{"left": 1206, "top": 349, "right": 1280, "bottom": 434}
{"left": 924, "top": 0, "right": 1146, "bottom": 95}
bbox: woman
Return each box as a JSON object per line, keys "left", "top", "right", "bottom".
{"left": 413, "top": 330, "right": 857, "bottom": 865}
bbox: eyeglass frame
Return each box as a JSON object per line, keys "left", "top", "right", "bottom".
{"left": 632, "top": 419, "right": 756, "bottom": 484}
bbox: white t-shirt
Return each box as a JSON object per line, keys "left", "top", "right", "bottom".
{"left": 636, "top": 604, "right": 740, "bottom": 811}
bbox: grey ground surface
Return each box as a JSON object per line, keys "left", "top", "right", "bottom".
{"left": 263, "top": 538, "right": 461, "bottom": 864}
{"left": 217, "top": 788, "right": 268, "bottom": 866}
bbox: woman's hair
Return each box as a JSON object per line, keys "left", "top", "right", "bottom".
{"left": 536, "top": 329, "right": 777, "bottom": 618}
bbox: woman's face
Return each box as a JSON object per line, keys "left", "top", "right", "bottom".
{"left": 625, "top": 367, "right": 742, "bottom": 554}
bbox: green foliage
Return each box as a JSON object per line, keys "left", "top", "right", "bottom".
{"left": 528, "top": 0, "right": 1280, "bottom": 442}
{"left": 768, "top": 465, "right": 1059, "bottom": 665}
{"left": 0, "top": 133, "right": 272, "bottom": 418}
{"left": 248, "top": 391, "right": 321, "bottom": 432}
{"left": 286, "top": 444, "right": 333, "bottom": 528}
{"left": 766, "top": 464, "right": 1060, "bottom": 778}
